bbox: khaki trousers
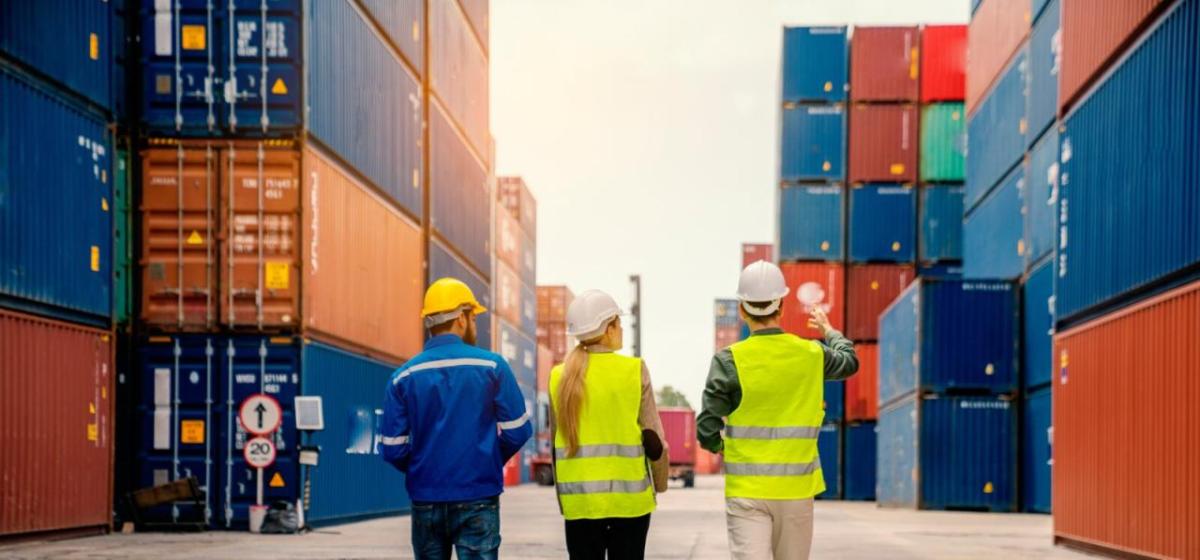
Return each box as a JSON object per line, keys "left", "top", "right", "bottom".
{"left": 725, "top": 497, "right": 814, "bottom": 560}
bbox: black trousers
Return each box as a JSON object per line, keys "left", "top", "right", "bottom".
{"left": 564, "top": 514, "right": 651, "bottom": 560}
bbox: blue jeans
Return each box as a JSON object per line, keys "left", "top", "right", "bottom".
{"left": 411, "top": 496, "right": 501, "bottom": 560}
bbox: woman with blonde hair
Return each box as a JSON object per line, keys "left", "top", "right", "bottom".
{"left": 549, "top": 289, "right": 669, "bottom": 560}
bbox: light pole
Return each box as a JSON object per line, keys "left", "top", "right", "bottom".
{"left": 628, "top": 274, "right": 641, "bottom": 357}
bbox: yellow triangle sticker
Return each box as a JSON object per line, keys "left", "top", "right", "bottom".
{"left": 983, "top": 482, "right": 994, "bottom": 494}
{"left": 269, "top": 472, "right": 285, "bottom": 488}
{"left": 89, "top": 402, "right": 96, "bottom": 414}
{"left": 271, "top": 78, "right": 288, "bottom": 95}
{"left": 187, "top": 230, "right": 204, "bottom": 245}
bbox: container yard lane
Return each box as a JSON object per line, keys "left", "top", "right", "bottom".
{"left": 0, "top": 477, "right": 1088, "bottom": 559}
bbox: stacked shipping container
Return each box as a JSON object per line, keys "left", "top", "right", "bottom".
{"left": 532, "top": 285, "right": 574, "bottom": 485}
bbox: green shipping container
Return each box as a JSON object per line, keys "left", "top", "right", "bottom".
{"left": 920, "top": 103, "right": 966, "bottom": 182}
{"left": 113, "top": 147, "right": 131, "bottom": 325}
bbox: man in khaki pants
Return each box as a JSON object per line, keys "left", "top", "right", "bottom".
{"left": 698, "top": 261, "right": 858, "bottom": 558}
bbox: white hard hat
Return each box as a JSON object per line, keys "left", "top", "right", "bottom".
{"left": 736, "top": 260, "right": 789, "bottom": 316}
{"left": 566, "top": 290, "right": 623, "bottom": 340}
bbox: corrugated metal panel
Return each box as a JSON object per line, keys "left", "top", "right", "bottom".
{"left": 877, "top": 397, "right": 917, "bottom": 507}
{"left": 780, "top": 105, "right": 845, "bottom": 182}
{"left": 0, "top": 0, "right": 114, "bottom": 110}
{"left": 1059, "top": 0, "right": 1167, "bottom": 113}
{"left": 850, "top": 27, "right": 919, "bottom": 102}
{"left": 779, "top": 185, "right": 844, "bottom": 261}
{"left": 114, "top": 147, "right": 133, "bottom": 325}
{"left": 430, "top": 0, "right": 490, "bottom": 162}
{"left": 536, "top": 286, "right": 572, "bottom": 324}
{"left": 1057, "top": 0, "right": 1200, "bottom": 323}
{"left": 495, "top": 207, "right": 520, "bottom": 273}
{"left": 848, "top": 104, "right": 918, "bottom": 183}
{"left": 431, "top": 100, "right": 491, "bottom": 276}
{"left": 918, "top": 262, "right": 964, "bottom": 279}
{"left": 781, "top": 27, "right": 848, "bottom": 103}
{"left": 966, "top": 0, "right": 1031, "bottom": 114}
{"left": 302, "top": 146, "right": 424, "bottom": 362}
{"left": 357, "top": 0, "right": 424, "bottom": 75}
{"left": 964, "top": 165, "right": 1026, "bottom": 280}
{"left": 428, "top": 239, "right": 492, "bottom": 351}
{"left": 920, "top": 25, "right": 967, "bottom": 103}
{"left": 815, "top": 423, "right": 842, "bottom": 499}
{"left": 497, "top": 177, "right": 536, "bottom": 240}
{"left": 494, "top": 261, "right": 521, "bottom": 327}
{"left": 741, "top": 243, "right": 774, "bottom": 267}
{"left": 1053, "top": 279, "right": 1200, "bottom": 558}
{"left": 965, "top": 48, "right": 1028, "bottom": 211}
{"left": 1024, "top": 128, "right": 1058, "bottom": 270}
{"left": 846, "top": 343, "right": 879, "bottom": 421}
{"left": 457, "top": 0, "right": 489, "bottom": 53}
{"left": 659, "top": 408, "right": 697, "bottom": 466}
{"left": 846, "top": 265, "right": 915, "bottom": 341}
{"left": 843, "top": 421, "right": 877, "bottom": 501}
{"left": 780, "top": 262, "right": 845, "bottom": 340}
{"left": 919, "top": 103, "right": 966, "bottom": 182}
{"left": 824, "top": 380, "right": 845, "bottom": 423}
{"left": 519, "top": 230, "right": 536, "bottom": 285}
{"left": 308, "top": 0, "right": 423, "bottom": 218}
{"left": 300, "top": 341, "right": 410, "bottom": 524}
{"left": 536, "top": 320, "right": 567, "bottom": 366}
{"left": 0, "top": 69, "right": 112, "bottom": 326}
{"left": 536, "top": 343, "right": 552, "bottom": 393}
{"left": 848, "top": 185, "right": 916, "bottom": 263}
{"left": 0, "top": 310, "right": 113, "bottom": 537}
{"left": 1027, "top": 0, "right": 1061, "bottom": 146}
{"left": 496, "top": 319, "right": 536, "bottom": 389}
{"left": 918, "top": 185, "right": 964, "bottom": 264}
{"left": 1032, "top": 0, "right": 1052, "bottom": 23}
{"left": 1022, "top": 386, "right": 1052, "bottom": 513}
{"left": 1023, "top": 260, "right": 1055, "bottom": 390}
{"left": 518, "top": 383, "right": 537, "bottom": 484}
{"left": 879, "top": 279, "right": 1019, "bottom": 406}
{"left": 520, "top": 282, "right": 537, "bottom": 335}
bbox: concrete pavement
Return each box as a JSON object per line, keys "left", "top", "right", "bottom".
{"left": 0, "top": 476, "right": 1096, "bottom": 559}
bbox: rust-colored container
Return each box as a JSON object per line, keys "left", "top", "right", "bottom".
{"left": 1053, "top": 280, "right": 1200, "bottom": 560}
{"left": 848, "top": 104, "right": 919, "bottom": 183}
{"left": 850, "top": 27, "right": 920, "bottom": 102}
{"left": 921, "top": 25, "right": 967, "bottom": 102}
{"left": 845, "top": 343, "right": 879, "bottom": 421}
{"left": 301, "top": 146, "right": 424, "bottom": 362}
{"left": 496, "top": 206, "right": 522, "bottom": 274}
{"left": 966, "top": 0, "right": 1031, "bottom": 114}
{"left": 846, "top": 264, "right": 915, "bottom": 341}
{"left": 0, "top": 309, "right": 113, "bottom": 538}
{"left": 497, "top": 176, "right": 537, "bottom": 239}
{"left": 780, "top": 262, "right": 845, "bottom": 340}
{"left": 495, "top": 261, "right": 522, "bottom": 326}
{"left": 1059, "top": 0, "right": 1167, "bottom": 113}
{"left": 537, "top": 320, "right": 569, "bottom": 364}
{"left": 741, "top": 243, "right": 774, "bottom": 268}
{"left": 537, "top": 286, "right": 574, "bottom": 323}
{"left": 537, "top": 343, "right": 552, "bottom": 392}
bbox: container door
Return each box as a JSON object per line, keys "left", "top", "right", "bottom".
{"left": 222, "top": 0, "right": 302, "bottom": 133}
{"left": 140, "top": 0, "right": 223, "bottom": 133}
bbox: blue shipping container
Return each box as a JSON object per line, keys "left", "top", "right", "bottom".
{"left": 431, "top": 101, "right": 491, "bottom": 277}
{"left": 824, "top": 380, "right": 845, "bottom": 423}
{"left": 780, "top": 105, "right": 846, "bottom": 182}
{"left": 1025, "top": 127, "right": 1058, "bottom": 270}
{"left": 918, "top": 263, "right": 964, "bottom": 279}
{"left": 879, "top": 278, "right": 1019, "bottom": 406}
{"left": 1057, "top": 0, "right": 1200, "bottom": 323}
{"left": 844, "top": 421, "right": 877, "bottom": 501}
{"left": 966, "top": 48, "right": 1028, "bottom": 211}
{"left": 1, "top": 0, "right": 115, "bottom": 111}
{"left": 849, "top": 184, "right": 916, "bottom": 263}
{"left": 816, "top": 423, "right": 842, "bottom": 500}
{"left": 1027, "top": 0, "right": 1060, "bottom": 147}
{"left": 0, "top": 68, "right": 112, "bottom": 325}
{"left": 919, "top": 184, "right": 964, "bottom": 264}
{"left": 781, "top": 27, "right": 848, "bottom": 103}
{"left": 430, "top": 0, "right": 490, "bottom": 163}
{"left": 520, "top": 282, "right": 537, "bottom": 335}
{"left": 428, "top": 240, "right": 492, "bottom": 351}
{"left": 878, "top": 394, "right": 1017, "bottom": 511}
{"left": 964, "top": 165, "right": 1025, "bottom": 280}
{"left": 497, "top": 319, "right": 537, "bottom": 389}
{"left": 518, "top": 383, "right": 537, "bottom": 484}
{"left": 1022, "top": 386, "right": 1052, "bottom": 513}
{"left": 1023, "top": 260, "right": 1055, "bottom": 390}
{"left": 300, "top": 341, "right": 411, "bottom": 525}
{"left": 1032, "top": 0, "right": 1052, "bottom": 23}
{"left": 358, "top": 0, "right": 424, "bottom": 76}
{"left": 308, "top": 0, "right": 423, "bottom": 219}
{"left": 519, "top": 230, "right": 536, "bottom": 285}
{"left": 779, "top": 185, "right": 844, "bottom": 261}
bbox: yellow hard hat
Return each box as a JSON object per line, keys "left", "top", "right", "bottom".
{"left": 422, "top": 277, "right": 487, "bottom": 326}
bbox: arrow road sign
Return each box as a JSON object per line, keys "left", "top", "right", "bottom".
{"left": 244, "top": 436, "right": 277, "bottom": 469}
{"left": 239, "top": 394, "right": 282, "bottom": 436}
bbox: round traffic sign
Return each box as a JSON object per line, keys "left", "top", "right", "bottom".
{"left": 239, "top": 394, "right": 283, "bottom": 436}
{"left": 244, "top": 436, "right": 277, "bottom": 469}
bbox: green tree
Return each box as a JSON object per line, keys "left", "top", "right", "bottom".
{"left": 656, "top": 385, "right": 692, "bottom": 409}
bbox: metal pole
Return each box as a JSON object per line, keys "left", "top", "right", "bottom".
{"left": 256, "top": 467, "right": 264, "bottom": 506}
{"left": 628, "top": 275, "right": 641, "bottom": 357}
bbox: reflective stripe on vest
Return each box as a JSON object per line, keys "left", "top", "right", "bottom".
{"left": 550, "top": 353, "right": 656, "bottom": 520}
{"left": 724, "top": 333, "right": 827, "bottom": 500}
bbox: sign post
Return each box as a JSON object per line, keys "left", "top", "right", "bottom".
{"left": 240, "top": 393, "right": 283, "bottom": 532}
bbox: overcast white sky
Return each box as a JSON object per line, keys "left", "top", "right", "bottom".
{"left": 492, "top": 0, "right": 968, "bottom": 407}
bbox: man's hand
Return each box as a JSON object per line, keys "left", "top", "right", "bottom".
{"left": 808, "top": 307, "right": 834, "bottom": 337}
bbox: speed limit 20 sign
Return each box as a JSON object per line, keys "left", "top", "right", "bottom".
{"left": 244, "top": 436, "right": 277, "bottom": 469}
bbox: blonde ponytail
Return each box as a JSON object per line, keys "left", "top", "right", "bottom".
{"left": 555, "top": 343, "right": 591, "bottom": 458}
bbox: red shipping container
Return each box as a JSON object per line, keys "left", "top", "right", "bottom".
{"left": 1053, "top": 280, "right": 1200, "bottom": 559}
{"left": 1, "top": 309, "right": 113, "bottom": 538}
{"left": 851, "top": 26, "right": 920, "bottom": 102}
{"left": 741, "top": 243, "right": 774, "bottom": 267}
{"left": 780, "top": 262, "right": 845, "bottom": 340}
{"left": 920, "top": 25, "right": 967, "bottom": 102}
{"left": 966, "top": 0, "right": 1031, "bottom": 115}
{"left": 537, "top": 320, "right": 569, "bottom": 365}
{"left": 1059, "top": 0, "right": 1168, "bottom": 112}
{"left": 849, "top": 104, "right": 919, "bottom": 183}
{"left": 495, "top": 261, "right": 522, "bottom": 326}
{"left": 497, "top": 176, "right": 537, "bottom": 239}
{"left": 846, "top": 264, "right": 915, "bottom": 341}
{"left": 845, "top": 343, "right": 879, "bottom": 421}
{"left": 537, "top": 285, "right": 574, "bottom": 323}
{"left": 495, "top": 206, "right": 522, "bottom": 273}
{"left": 659, "top": 407, "right": 697, "bottom": 466}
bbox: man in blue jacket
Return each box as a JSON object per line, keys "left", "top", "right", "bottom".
{"left": 382, "top": 278, "right": 533, "bottom": 560}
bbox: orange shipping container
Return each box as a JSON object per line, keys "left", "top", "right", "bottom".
{"left": 537, "top": 285, "right": 574, "bottom": 323}
{"left": 496, "top": 206, "right": 522, "bottom": 273}
{"left": 966, "top": 0, "right": 1032, "bottom": 115}
{"left": 537, "top": 319, "right": 569, "bottom": 364}
{"left": 537, "top": 343, "right": 553, "bottom": 392}
{"left": 495, "top": 261, "right": 522, "bottom": 326}
{"left": 845, "top": 343, "right": 878, "bottom": 421}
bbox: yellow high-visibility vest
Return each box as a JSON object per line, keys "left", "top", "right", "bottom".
{"left": 724, "top": 333, "right": 826, "bottom": 499}
{"left": 550, "top": 353, "right": 655, "bottom": 520}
